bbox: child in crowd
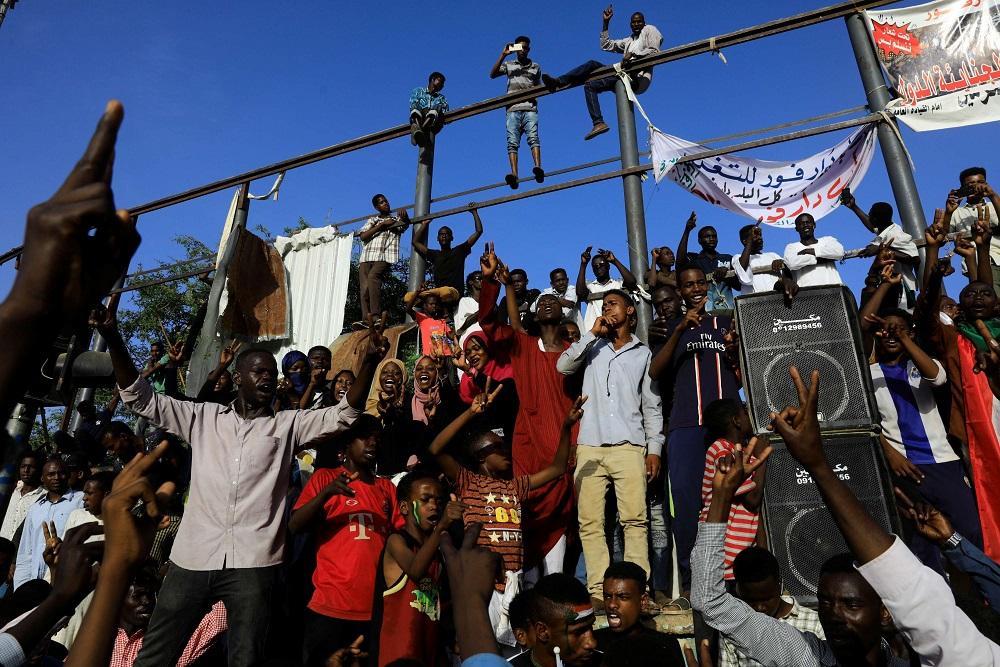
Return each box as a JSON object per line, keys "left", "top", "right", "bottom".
{"left": 371, "top": 468, "right": 464, "bottom": 666}
{"left": 406, "top": 286, "right": 458, "bottom": 357}
{"left": 428, "top": 387, "right": 584, "bottom": 648}
{"left": 698, "top": 400, "right": 768, "bottom": 579}
{"left": 289, "top": 414, "right": 399, "bottom": 667}
{"left": 409, "top": 71, "right": 448, "bottom": 147}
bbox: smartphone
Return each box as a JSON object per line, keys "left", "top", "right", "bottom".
{"left": 509, "top": 43, "right": 524, "bottom": 52}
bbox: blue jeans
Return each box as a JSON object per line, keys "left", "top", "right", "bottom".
{"left": 553, "top": 60, "right": 617, "bottom": 125}
{"left": 133, "top": 563, "right": 279, "bottom": 667}
{"left": 506, "top": 110, "right": 539, "bottom": 152}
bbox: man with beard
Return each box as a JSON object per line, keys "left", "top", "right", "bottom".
{"left": 110, "top": 565, "right": 227, "bottom": 666}
{"left": 91, "top": 297, "right": 387, "bottom": 667}
{"left": 595, "top": 561, "right": 684, "bottom": 664}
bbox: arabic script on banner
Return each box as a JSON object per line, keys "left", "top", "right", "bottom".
{"left": 866, "top": 0, "right": 1000, "bottom": 131}
{"left": 650, "top": 125, "right": 878, "bottom": 228}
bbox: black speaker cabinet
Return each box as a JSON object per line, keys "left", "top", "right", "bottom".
{"left": 734, "top": 285, "right": 877, "bottom": 433}
{"left": 762, "top": 432, "right": 899, "bottom": 601}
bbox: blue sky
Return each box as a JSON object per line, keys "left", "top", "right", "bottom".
{"left": 1, "top": 1, "right": 988, "bottom": 305}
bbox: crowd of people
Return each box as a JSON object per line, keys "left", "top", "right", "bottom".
{"left": 2, "top": 8, "right": 1000, "bottom": 666}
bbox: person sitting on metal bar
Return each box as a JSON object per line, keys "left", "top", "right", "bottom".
{"left": 542, "top": 5, "right": 662, "bottom": 141}
{"left": 412, "top": 206, "right": 484, "bottom": 296}
{"left": 782, "top": 213, "right": 845, "bottom": 287}
{"left": 357, "top": 193, "right": 410, "bottom": 328}
{"left": 677, "top": 212, "right": 740, "bottom": 313}
{"left": 841, "top": 189, "right": 919, "bottom": 312}
{"left": 576, "top": 246, "right": 639, "bottom": 333}
{"left": 490, "top": 36, "right": 545, "bottom": 189}
{"left": 409, "top": 71, "right": 448, "bottom": 147}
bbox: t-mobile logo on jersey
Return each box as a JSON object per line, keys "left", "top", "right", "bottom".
{"left": 349, "top": 512, "right": 374, "bottom": 540}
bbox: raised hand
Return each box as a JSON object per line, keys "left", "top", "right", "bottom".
{"left": 50, "top": 522, "right": 104, "bottom": 606}
{"left": 101, "top": 441, "right": 176, "bottom": 569}
{"left": 440, "top": 522, "right": 502, "bottom": 606}
{"left": 602, "top": 4, "right": 614, "bottom": 22}
{"left": 470, "top": 378, "right": 503, "bottom": 414}
{"left": 451, "top": 343, "right": 469, "bottom": 372}
{"left": 365, "top": 312, "right": 390, "bottom": 361}
{"left": 675, "top": 300, "right": 705, "bottom": 332}
{"left": 441, "top": 493, "right": 467, "bottom": 529}
{"left": 166, "top": 339, "right": 185, "bottom": 366}
{"left": 423, "top": 386, "right": 441, "bottom": 421}
{"left": 602, "top": 249, "right": 618, "bottom": 263}
{"left": 480, "top": 242, "right": 499, "bottom": 280}
{"left": 565, "top": 395, "right": 588, "bottom": 426}
{"left": 219, "top": 339, "right": 242, "bottom": 368}
{"left": 894, "top": 487, "right": 954, "bottom": 545}
{"left": 769, "top": 367, "right": 825, "bottom": 471}
{"left": 954, "top": 237, "right": 976, "bottom": 259}
{"left": 87, "top": 291, "right": 122, "bottom": 339}
{"left": 879, "top": 263, "right": 902, "bottom": 286}
{"left": 974, "top": 204, "right": 993, "bottom": 245}
{"left": 839, "top": 187, "right": 856, "bottom": 209}
{"left": 495, "top": 261, "right": 511, "bottom": 286}
{"left": 42, "top": 521, "right": 62, "bottom": 568}
{"left": 711, "top": 436, "right": 772, "bottom": 497}
{"left": 590, "top": 315, "right": 611, "bottom": 338}
{"left": 685, "top": 211, "right": 697, "bottom": 232}
{"left": 580, "top": 246, "right": 593, "bottom": 265}
{"left": 945, "top": 190, "right": 961, "bottom": 215}
{"left": 15, "top": 101, "right": 140, "bottom": 327}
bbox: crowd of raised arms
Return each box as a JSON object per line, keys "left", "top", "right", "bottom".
{"left": 2, "top": 7, "right": 1000, "bottom": 667}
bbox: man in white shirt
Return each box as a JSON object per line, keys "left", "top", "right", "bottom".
{"left": 535, "top": 267, "right": 583, "bottom": 327}
{"left": 542, "top": 6, "right": 662, "bottom": 140}
{"left": 0, "top": 451, "right": 44, "bottom": 541}
{"left": 454, "top": 270, "right": 483, "bottom": 348}
{"left": 575, "top": 247, "right": 638, "bottom": 332}
{"left": 841, "top": 191, "right": 919, "bottom": 311}
{"left": 943, "top": 166, "right": 1000, "bottom": 296}
{"left": 782, "top": 214, "right": 845, "bottom": 287}
{"left": 731, "top": 224, "right": 785, "bottom": 295}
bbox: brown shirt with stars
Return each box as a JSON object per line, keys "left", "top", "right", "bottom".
{"left": 456, "top": 468, "right": 530, "bottom": 590}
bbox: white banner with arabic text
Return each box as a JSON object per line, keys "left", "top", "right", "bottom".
{"left": 866, "top": 0, "right": 1000, "bottom": 131}
{"left": 651, "top": 124, "right": 878, "bottom": 228}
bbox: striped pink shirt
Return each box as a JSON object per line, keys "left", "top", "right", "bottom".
{"left": 700, "top": 438, "right": 760, "bottom": 580}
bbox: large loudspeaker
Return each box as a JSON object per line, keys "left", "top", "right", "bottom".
{"left": 762, "top": 433, "right": 899, "bottom": 600}
{"left": 734, "top": 285, "right": 877, "bottom": 433}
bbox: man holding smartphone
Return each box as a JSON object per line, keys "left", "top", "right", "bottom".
{"left": 490, "top": 36, "right": 544, "bottom": 189}
{"left": 943, "top": 166, "right": 1000, "bottom": 295}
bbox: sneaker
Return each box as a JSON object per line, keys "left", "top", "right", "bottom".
{"left": 351, "top": 321, "right": 369, "bottom": 331}
{"left": 411, "top": 127, "right": 426, "bottom": 147}
{"left": 532, "top": 166, "right": 545, "bottom": 183}
{"left": 584, "top": 122, "right": 610, "bottom": 141}
{"left": 505, "top": 173, "right": 519, "bottom": 190}
{"left": 541, "top": 73, "right": 562, "bottom": 91}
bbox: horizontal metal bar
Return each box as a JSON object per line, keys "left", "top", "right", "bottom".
{"left": 110, "top": 264, "right": 215, "bottom": 295}
{"left": 125, "top": 253, "right": 217, "bottom": 280}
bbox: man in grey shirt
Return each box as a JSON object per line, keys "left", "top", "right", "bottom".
{"left": 556, "top": 289, "right": 662, "bottom": 603}
{"left": 490, "top": 35, "right": 545, "bottom": 189}
{"left": 91, "top": 298, "right": 387, "bottom": 667}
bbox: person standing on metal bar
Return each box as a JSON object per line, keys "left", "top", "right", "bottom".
{"left": 490, "top": 36, "right": 545, "bottom": 189}
{"left": 542, "top": 6, "right": 661, "bottom": 141}
{"left": 357, "top": 194, "right": 410, "bottom": 328}
{"left": 409, "top": 72, "right": 448, "bottom": 147}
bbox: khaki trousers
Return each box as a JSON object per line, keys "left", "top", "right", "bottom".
{"left": 573, "top": 444, "right": 650, "bottom": 596}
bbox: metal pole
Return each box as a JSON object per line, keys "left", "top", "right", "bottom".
{"left": 68, "top": 273, "right": 127, "bottom": 434}
{"left": 407, "top": 138, "right": 435, "bottom": 299}
{"left": 844, "top": 12, "right": 927, "bottom": 242}
{"left": 614, "top": 80, "right": 652, "bottom": 341}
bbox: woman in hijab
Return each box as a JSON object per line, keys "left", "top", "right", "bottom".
{"left": 455, "top": 332, "right": 519, "bottom": 445}
{"left": 276, "top": 350, "right": 311, "bottom": 410}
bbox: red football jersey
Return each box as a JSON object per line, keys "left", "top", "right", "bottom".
{"left": 293, "top": 467, "right": 399, "bottom": 620}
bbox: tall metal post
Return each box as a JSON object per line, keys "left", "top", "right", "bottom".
{"left": 68, "top": 273, "right": 127, "bottom": 433}
{"left": 614, "top": 80, "right": 652, "bottom": 341}
{"left": 845, "top": 12, "right": 927, "bottom": 241}
{"left": 407, "top": 139, "right": 435, "bottom": 299}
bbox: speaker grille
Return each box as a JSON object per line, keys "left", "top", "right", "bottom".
{"left": 735, "top": 286, "right": 876, "bottom": 432}
{"left": 763, "top": 433, "right": 896, "bottom": 599}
